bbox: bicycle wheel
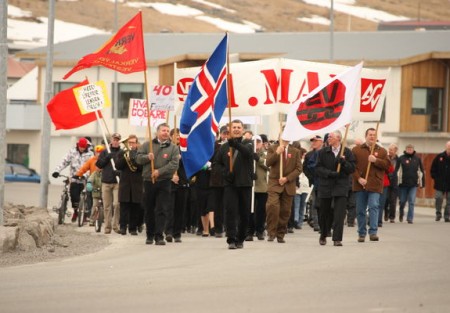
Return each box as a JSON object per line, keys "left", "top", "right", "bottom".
{"left": 58, "top": 195, "right": 68, "bottom": 225}
{"left": 78, "top": 197, "right": 85, "bottom": 227}
{"left": 95, "top": 207, "right": 104, "bottom": 233}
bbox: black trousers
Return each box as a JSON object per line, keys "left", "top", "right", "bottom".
{"left": 69, "top": 182, "right": 84, "bottom": 209}
{"left": 212, "top": 187, "right": 224, "bottom": 233}
{"left": 247, "top": 192, "right": 267, "bottom": 235}
{"left": 143, "top": 180, "right": 171, "bottom": 241}
{"left": 319, "top": 196, "right": 347, "bottom": 242}
{"left": 387, "top": 186, "right": 398, "bottom": 220}
{"left": 224, "top": 186, "right": 252, "bottom": 244}
{"left": 120, "top": 202, "right": 141, "bottom": 232}
{"left": 167, "top": 186, "right": 189, "bottom": 238}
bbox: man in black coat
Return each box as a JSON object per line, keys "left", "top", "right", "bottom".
{"left": 114, "top": 134, "right": 143, "bottom": 235}
{"left": 215, "top": 119, "right": 254, "bottom": 249}
{"left": 430, "top": 141, "right": 450, "bottom": 222}
{"left": 315, "top": 130, "right": 355, "bottom": 246}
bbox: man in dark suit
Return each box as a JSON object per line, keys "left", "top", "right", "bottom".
{"left": 265, "top": 136, "right": 302, "bottom": 243}
{"left": 315, "top": 130, "right": 355, "bottom": 246}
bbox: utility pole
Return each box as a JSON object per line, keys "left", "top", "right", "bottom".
{"left": 0, "top": 0, "right": 8, "bottom": 225}
{"left": 39, "top": 0, "right": 55, "bottom": 209}
{"left": 330, "top": 0, "right": 334, "bottom": 63}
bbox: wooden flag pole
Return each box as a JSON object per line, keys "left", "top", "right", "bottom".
{"left": 143, "top": 70, "right": 155, "bottom": 183}
{"left": 364, "top": 121, "right": 380, "bottom": 181}
{"left": 337, "top": 124, "right": 350, "bottom": 173}
{"left": 225, "top": 32, "right": 233, "bottom": 172}
{"left": 95, "top": 109, "right": 119, "bottom": 183}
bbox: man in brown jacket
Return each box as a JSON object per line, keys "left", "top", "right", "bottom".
{"left": 265, "top": 137, "right": 302, "bottom": 243}
{"left": 352, "top": 128, "right": 390, "bottom": 242}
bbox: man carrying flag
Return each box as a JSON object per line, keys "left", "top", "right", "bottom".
{"left": 179, "top": 34, "right": 228, "bottom": 179}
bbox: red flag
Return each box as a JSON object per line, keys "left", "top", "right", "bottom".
{"left": 63, "top": 12, "right": 146, "bottom": 79}
{"left": 47, "top": 80, "right": 101, "bottom": 130}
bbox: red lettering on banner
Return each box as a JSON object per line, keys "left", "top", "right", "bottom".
{"left": 360, "top": 78, "right": 385, "bottom": 112}
{"left": 153, "top": 85, "right": 173, "bottom": 96}
{"left": 132, "top": 99, "right": 148, "bottom": 109}
{"left": 260, "top": 68, "right": 293, "bottom": 105}
{"left": 177, "top": 78, "right": 193, "bottom": 102}
{"left": 228, "top": 74, "right": 239, "bottom": 108}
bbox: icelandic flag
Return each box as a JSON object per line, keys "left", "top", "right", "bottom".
{"left": 179, "top": 34, "right": 228, "bottom": 178}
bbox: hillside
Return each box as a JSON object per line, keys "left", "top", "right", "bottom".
{"left": 9, "top": 0, "right": 450, "bottom": 34}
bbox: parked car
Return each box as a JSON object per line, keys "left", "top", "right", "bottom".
{"left": 5, "top": 163, "right": 41, "bottom": 183}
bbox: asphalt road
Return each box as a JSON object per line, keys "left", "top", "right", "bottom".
{"left": 1, "top": 182, "right": 450, "bottom": 313}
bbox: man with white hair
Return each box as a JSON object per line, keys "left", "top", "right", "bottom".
{"left": 315, "top": 130, "right": 355, "bottom": 246}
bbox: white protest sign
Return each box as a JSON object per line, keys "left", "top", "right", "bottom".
{"left": 149, "top": 85, "right": 175, "bottom": 111}
{"left": 73, "top": 81, "right": 110, "bottom": 114}
{"left": 128, "top": 98, "right": 168, "bottom": 127}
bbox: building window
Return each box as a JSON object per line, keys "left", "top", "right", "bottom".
{"left": 54, "top": 81, "right": 78, "bottom": 93}
{"left": 412, "top": 87, "right": 443, "bottom": 131}
{"left": 7, "top": 144, "right": 30, "bottom": 166}
{"left": 112, "top": 83, "right": 145, "bottom": 118}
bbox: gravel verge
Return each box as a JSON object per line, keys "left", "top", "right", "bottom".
{"left": 0, "top": 223, "right": 110, "bottom": 268}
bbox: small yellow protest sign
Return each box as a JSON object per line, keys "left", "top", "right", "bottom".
{"left": 74, "top": 81, "right": 111, "bottom": 114}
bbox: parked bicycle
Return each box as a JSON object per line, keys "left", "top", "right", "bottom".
{"left": 52, "top": 175, "right": 70, "bottom": 225}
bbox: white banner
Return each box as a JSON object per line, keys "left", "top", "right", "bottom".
{"left": 174, "top": 58, "right": 389, "bottom": 121}
{"left": 128, "top": 98, "right": 167, "bottom": 127}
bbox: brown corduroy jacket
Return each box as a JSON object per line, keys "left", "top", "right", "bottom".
{"left": 352, "top": 143, "right": 390, "bottom": 193}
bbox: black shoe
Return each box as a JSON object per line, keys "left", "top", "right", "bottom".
{"left": 228, "top": 243, "right": 237, "bottom": 249}
{"left": 145, "top": 237, "right": 154, "bottom": 245}
{"left": 267, "top": 235, "right": 275, "bottom": 242}
{"left": 174, "top": 237, "right": 182, "bottom": 243}
{"left": 445, "top": 219, "right": 450, "bottom": 223}
{"left": 244, "top": 235, "right": 253, "bottom": 241}
{"left": 138, "top": 225, "right": 144, "bottom": 233}
{"left": 319, "top": 237, "right": 326, "bottom": 245}
{"left": 347, "top": 223, "right": 354, "bottom": 227}
{"left": 120, "top": 229, "right": 126, "bottom": 235}
{"left": 287, "top": 227, "right": 294, "bottom": 233}
{"left": 236, "top": 242, "right": 244, "bottom": 249}
{"left": 399, "top": 216, "right": 403, "bottom": 222}
{"left": 313, "top": 227, "right": 320, "bottom": 232}
{"left": 277, "top": 237, "right": 286, "bottom": 243}
{"left": 155, "top": 239, "right": 166, "bottom": 246}
{"left": 378, "top": 223, "right": 383, "bottom": 227}
{"left": 436, "top": 216, "right": 442, "bottom": 221}
{"left": 333, "top": 241, "right": 343, "bottom": 246}
{"left": 215, "top": 232, "right": 224, "bottom": 238}
{"left": 166, "top": 234, "right": 173, "bottom": 242}
{"left": 130, "top": 231, "right": 138, "bottom": 236}
{"left": 256, "top": 232, "right": 265, "bottom": 240}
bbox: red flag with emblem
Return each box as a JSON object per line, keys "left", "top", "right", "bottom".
{"left": 47, "top": 79, "right": 102, "bottom": 130}
{"left": 63, "top": 12, "right": 146, "bottom": 79}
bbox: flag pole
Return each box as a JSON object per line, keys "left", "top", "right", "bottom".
{"left": 337, "top": 123, "right": 350, "bottom": 173}
{"left": 139, "top": 10, "right": 155, "bottom": 183}
{"left": 95, "top": 109, "right": 119, "bottom": 183}
{"left": 225, "top": 32, "right": 233, "bottom": 172}
{"left": 364, "top": 121, "right": 380, "bottom": 181}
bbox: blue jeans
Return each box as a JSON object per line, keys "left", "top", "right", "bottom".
{"left": 398, "top": 186, "right": 417, "bottom": 222}
{"left": 293, "top": 193, "right": 308, "bottom": 227}
{"left": 355, "top": 191, "right": 380, "bottom": 237}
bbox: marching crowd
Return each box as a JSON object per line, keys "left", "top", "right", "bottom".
{"left": 51, "top": 121, "right": 450, "bottom": 249}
